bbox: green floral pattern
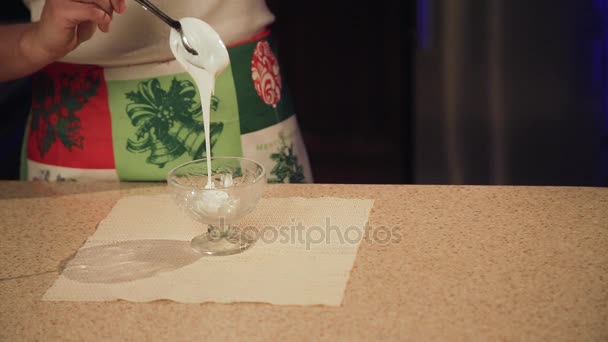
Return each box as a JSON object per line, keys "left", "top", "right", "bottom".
{"left": 268, "top": 133, "right": 305, "bottom": 183}
{"left": 125, "top": 78, "right": 223, "bottom": 168}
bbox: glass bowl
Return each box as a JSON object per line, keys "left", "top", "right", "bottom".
{"left": 167, "top": 157, "right": 266, "bottom": 255}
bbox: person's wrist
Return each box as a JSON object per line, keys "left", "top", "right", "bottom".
{"left": 21, "top": 22, "right": 65, "bottom": 68}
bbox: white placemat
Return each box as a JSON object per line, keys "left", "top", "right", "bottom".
{"left": 43, "top": 194, "right": 375, "bottom": 306}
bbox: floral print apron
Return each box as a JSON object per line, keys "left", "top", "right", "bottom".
{"left": 21, "top": 31, "right": 312, "bottom": 183}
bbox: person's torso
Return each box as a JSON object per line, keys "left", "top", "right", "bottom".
{"left": 23, "top": 0, "right": 275, "bottom": 67}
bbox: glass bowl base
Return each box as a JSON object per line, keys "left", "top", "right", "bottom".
{"left": 190, "top": 233, "right": 255, "bottom": 256}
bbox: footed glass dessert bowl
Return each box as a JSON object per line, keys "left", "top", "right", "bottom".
{"left": 167, "top": 157, "right": 266, "bottom": 255}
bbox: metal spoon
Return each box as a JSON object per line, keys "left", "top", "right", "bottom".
{"left": 132, "top": 0, "right": 199, "bottom": 55}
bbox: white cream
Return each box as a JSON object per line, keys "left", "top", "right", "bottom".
{"left": 170, "top": 18, "right": 234, "bottom": 213}
{"left": 170, "top": 18, "right": 230, "bottom": 190}
{"left": 195, "top": 189, "right": 232, "bottom": 216}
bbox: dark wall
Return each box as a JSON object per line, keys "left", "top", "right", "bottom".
{"left": 267, "top": 0, "right": 413, "bottom": 184}
{"left": 0, "top": 0, "right": 29, "bottom": 22}
{"left": 0, "top": 0, "right": 31, "bottom": 180}
{"left": 415, "top": 1, "right": 608, "bottom": 186}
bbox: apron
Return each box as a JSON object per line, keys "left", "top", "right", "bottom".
{"left": 21, "top": 31, "right": 312, "bottom": 183}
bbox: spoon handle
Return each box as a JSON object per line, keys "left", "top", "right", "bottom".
{"left": 132, "top": 0, "right": 181, "bottom": 30}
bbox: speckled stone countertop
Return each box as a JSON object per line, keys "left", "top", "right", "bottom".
{"left": 0, "top": 181, "right": 606, "bottom": 341}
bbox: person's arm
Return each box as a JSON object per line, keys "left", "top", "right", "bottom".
{"left": 0, "top": 0, "right": 126, "bottom": 82}
{"left": 0, "top": 23, "right": 63, "bottom": 82}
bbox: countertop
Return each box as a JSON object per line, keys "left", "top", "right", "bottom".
{"left": 0, "top": 181, "right": 607, "bottom": 341}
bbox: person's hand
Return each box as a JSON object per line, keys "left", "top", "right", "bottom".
{"left": 26, "top": 0, "right": 126, "bottom": 60}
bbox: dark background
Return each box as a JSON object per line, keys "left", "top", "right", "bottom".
{"left": 266, "top": 0, "right": 413, "bottom": 184}
{"left": 414, "top": 0, "right": 608, "bottom": 186}
{"left": 0, "top": 0, "right": 30, "bottom": 180}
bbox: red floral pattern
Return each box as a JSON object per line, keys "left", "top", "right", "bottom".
{"left": 27, "top": 63, "right": 115, "bottom": 169}
{"left": 251, "top": 40, "right": 282, "bottom": 108}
